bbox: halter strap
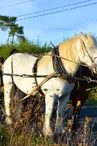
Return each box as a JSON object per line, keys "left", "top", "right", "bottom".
{"left": 0, "top": 70, "right": 3, "bottom": 86}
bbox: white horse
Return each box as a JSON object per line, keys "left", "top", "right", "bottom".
{"left": 2, "top": 33, "right": 97, "bottom": 136}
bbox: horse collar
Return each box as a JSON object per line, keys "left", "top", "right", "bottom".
{"left": 52, "top": 46, "right": 75, "bottom": 82}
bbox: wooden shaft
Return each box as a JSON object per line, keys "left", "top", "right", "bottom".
{"left": 20, "top": 72, "right": 56, "bottom": 102}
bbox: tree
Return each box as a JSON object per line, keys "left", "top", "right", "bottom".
{"left": 0, "top": 15, "right": 24, "bottom": 44}
{"left": 9, "top": 24, "right": 24, "bottom": 44}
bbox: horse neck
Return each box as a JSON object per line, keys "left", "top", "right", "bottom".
{"left": 58, "top": 42, "right": 79, "bottom": 75}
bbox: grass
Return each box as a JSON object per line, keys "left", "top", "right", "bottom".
{"left": 85, "top": 99, "right": 97, "bottom": 106}
{"left": 0, "top": 90, "right": 97, "bottom": 145}
{"left": 0, "top": 126, "right": 54, "bottom": 146}
{"left": 0, "top": 115, "right": 97, "bottom": 146}
{"left": 0, "top": 125, "right": 9, "bottom": 146}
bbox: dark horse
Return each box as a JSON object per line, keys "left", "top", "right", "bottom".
{"left": 69, "top": 66, "right": 97, "bottom": 131}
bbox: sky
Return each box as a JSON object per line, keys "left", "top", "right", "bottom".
{"left": 0, "top": 0, "right": 97, "bottom": 46}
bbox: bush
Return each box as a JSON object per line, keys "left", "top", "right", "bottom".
{"left": 0, "top": 39, "right": 52, "bottom": 59}
{"left": 88, "top": 86, "right": 97, "bottom": 101}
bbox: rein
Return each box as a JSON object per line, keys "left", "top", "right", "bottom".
{"left": 3, "top": 72, "right": 97, "bottom": 83}
{"left": 31, "top": 53, "right": 93, "bottom": 69}
{"left": 19, "top": 74, "right": 97, "bottom": 102}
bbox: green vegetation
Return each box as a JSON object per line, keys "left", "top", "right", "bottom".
{"left": 85, "top": 86, "right": 97, "bottom": 105}
{"left": 0, "top": 15, "right": 52, "bottom": 59}
{"left": 0, "top": 15, "right": 24, "bottom": 44}
{"left": 88, "top": 86, "right": 97, "bottom": 101}
{"left": 0, "top": 39, "right": 52, "bottom": 59}
{"left": 0, "top": 126, "right": 8, "bottom": 146}
{"left": 0, "top": 118, "right": 96, "bottom": 146}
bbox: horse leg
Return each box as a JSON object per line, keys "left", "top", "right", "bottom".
{"left": 56, "top": 94, "right": 70, "bottom": 135}
{"left": 4, "top": 82, "right": 13, "bottom": 125}
{"left": 43, "top": 93, "right": 57, "bottom": 136}
{"left": 72, "top": 100, "right": 82, "bottom": 131}
{"left": 13, "top": 88, "right": 25, "bottom": 122}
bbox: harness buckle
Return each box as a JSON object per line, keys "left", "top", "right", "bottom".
{"left": 83, "top": 76, "right": 92, "bottom": 83}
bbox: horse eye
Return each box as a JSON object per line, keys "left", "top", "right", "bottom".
{"left": 43, "top": 88, "right": 48, "bottom": 91}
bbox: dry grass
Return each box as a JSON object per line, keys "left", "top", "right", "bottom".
{"left": 0, "top": 116, "right": 97, "bottom": 146}
{"left": 0, "top": 91, "right": 97, "bottom": 146}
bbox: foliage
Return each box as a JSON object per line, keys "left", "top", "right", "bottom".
{"left": 0, "top": 15, "right": 24, "bottom": 43}
{"left": 0, "top": 15, "right": 16, "bottom": 31}
{"left": 0, "top": 118, "right": 97, "bottom": 146}
{"left": 0, "top": 40, "right": 52, "bottom": 60}
{"left": 0, "top": 125, "right": 8, "bottom": 146}
{"left": 88, "top": 86, "right": 97, "bottom": 101}
{"left": 0, "top": 87, "right": 97, "bottom": 145}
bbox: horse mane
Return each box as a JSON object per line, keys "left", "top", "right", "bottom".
{"left": 57, "top": 33, "right": 97, "bottom": 75}
{"left": 58, "top": 36, "right": 81, "bottom": 74}
{"left": 59, "top": 36, "right": 79, "bottom": 61}
{"left": 59, "top": 33, "right": 97, "bottom": 58}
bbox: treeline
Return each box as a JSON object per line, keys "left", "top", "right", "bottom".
{"left": 0, "top": 39, "right": 52, "bottom": 59}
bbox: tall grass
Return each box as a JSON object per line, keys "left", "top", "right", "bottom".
{"left": 0, "top": 117, "right": 97, "bottom": 146}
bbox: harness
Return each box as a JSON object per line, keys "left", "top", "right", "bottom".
{"left": 0, "top": 70, "right": 3, "bottom": 86}
{"left": 32, "top": 46, "right": 76, "bottom": 96}
{"left": 32, "top": 58, "right": 44, "bottom": 96}
{"left": 52, "top": 45, "right": 77, "bottom": 82}
{"left": 52, "top": 46, "right": 67, "bottom": 75}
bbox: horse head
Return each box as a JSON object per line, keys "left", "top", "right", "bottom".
{"left": 76, "top": 32, "right": 97, "bottom": 75}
